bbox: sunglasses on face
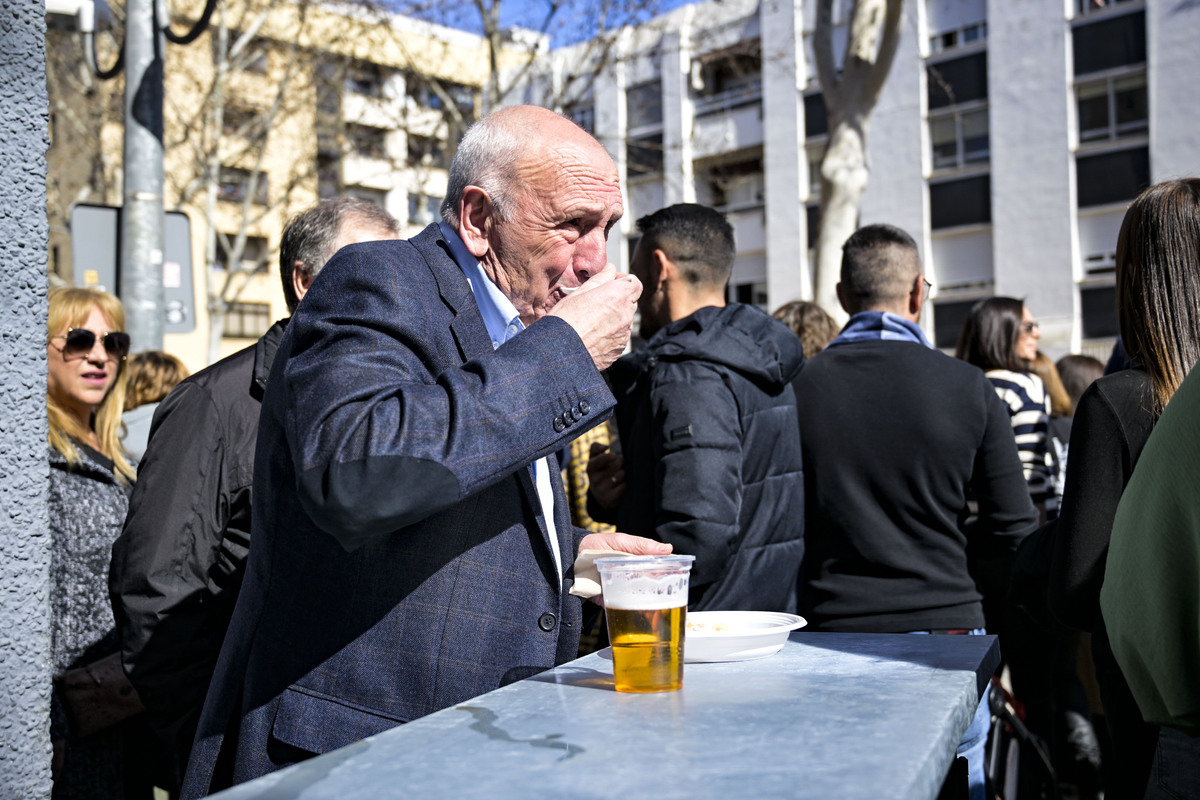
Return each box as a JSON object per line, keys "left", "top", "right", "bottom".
{"left": 1020, "top": 321, "right": 1040, "bottom": 335}
{"left": 51, "top": 328, "right": 131, "bottom": 361}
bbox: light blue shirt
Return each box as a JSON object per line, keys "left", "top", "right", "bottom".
{"left": 439, "top": 223, "right": 563, "bottom": 582}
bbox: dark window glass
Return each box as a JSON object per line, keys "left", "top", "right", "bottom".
{"left": 804, "top": 93, "right": 828, "bottom": 138}
{"left": 806, "top": 203, "right": 820, "bottom": 249}
{"left": 927, "top": 52, "right": 988, "bottom": 110}
{"left": 1073, "top": 11, "right": 1145, "bottom": 75}
{"left": 217, "top": 167, "right": 268, "bottom": 205}
{"left": 930, "top": 175, "right": 991, "bottom": 229}
{"left": 1081, "top": 285, "right": 1118, "bottom": 339}
{"left": 223, "top": 301, "right": 271, "bottom": 339}
{"left": 627, "top": 134, "right": 663, "bottom": 175}
{"left": 933, "top": 299, "right": 978, "bottom": 349}
{"left": 316, "top": 151, "right": 340, "bottom": 199}
{"left": 1077, "top": 146, "right": 1149, "bottom": 208}
{"left": 626, "top": 83, "right": 663, "bottom": 130}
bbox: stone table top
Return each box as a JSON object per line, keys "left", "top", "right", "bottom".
{"left": 209, "top": 631, "right": 999, "bottom": 800}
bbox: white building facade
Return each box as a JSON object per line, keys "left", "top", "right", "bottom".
{"left": 518, "top": 0, "right": 1200, "bottom": 357}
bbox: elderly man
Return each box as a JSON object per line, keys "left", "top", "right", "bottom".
{"left": 181, "top": 106, "right": 665, "bottom": 797}
{"left": 588, "top": 203, "right": 805, "bottom": 612}
{"left": 110, "top": 198, "right": 401, "bottom": 789}
{"left": 793, "top": 224, "right": 1038, "bottom": 799}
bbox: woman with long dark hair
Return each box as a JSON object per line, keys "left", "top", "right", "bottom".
{"left": 46, "top": 286, "right": 151, "bottom": 799}
{"left": 956, "top": 296, "right": 1055, "bottom": 519}
{"left": 1049, "top": 178, "right": 1200, "bottom": 796}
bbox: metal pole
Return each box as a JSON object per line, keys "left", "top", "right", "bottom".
{"left": 119, "top": 0, "right": 165, "bottom": 351}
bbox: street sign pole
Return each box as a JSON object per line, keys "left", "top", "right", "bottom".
{"left": 119, "top": 0, "right": 165, "bottom": 351}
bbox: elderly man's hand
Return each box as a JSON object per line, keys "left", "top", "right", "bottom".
{"left": 550, "top": 263, "right": 642, "bottom": 371}
{"left": 578, "top": 532, "right": 672, "bottom": 558}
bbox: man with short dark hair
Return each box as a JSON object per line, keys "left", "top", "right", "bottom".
{"left": 793, "top": 223, "right": 1038, "bottom": 798}
{"left": 109, "top": 198, "right": 401, "bottom": 788}
{"left": 588, "top": 203, "right": 805, "bottom": 612}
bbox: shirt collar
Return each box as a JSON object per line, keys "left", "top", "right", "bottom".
{"left": 440, "top": 222, "right": 524, "bottom": 348}
{"left": 827, "top": 310, "right": 934, "bottom": 349}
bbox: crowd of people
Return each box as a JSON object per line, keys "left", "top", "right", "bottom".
{"left": 42, "top": 105, "right": 1200, "bottom": 800}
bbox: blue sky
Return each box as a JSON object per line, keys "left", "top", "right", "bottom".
{"left": 394, "top": 0, "right": 694, "bottom": 48}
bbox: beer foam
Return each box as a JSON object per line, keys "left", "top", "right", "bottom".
{"left": 601, "top": 573, "right": 689, "bottom": 610}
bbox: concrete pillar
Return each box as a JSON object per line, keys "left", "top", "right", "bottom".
{"left": 989, "top": 0, "right": 1075, "bottom": 352}
{"left": 760, "top": 0, "right": 809, "bottom": 307}
{"left": 661, "top": 18, "right": 695, "bottom": 206}
{"left": 1148, "top": 0, "right": 1200, "bottom": 180}
{"left": 0, "top": 0, "right": 53, "bottom": 796}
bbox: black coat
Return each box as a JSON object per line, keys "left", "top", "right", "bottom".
{"left": 109, "top": 318, "right": 286, "bottom": 777}
{"left": 606, "top": 303, "right": 806, "bottom": 612}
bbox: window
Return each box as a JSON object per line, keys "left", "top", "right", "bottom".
{"left": 929, "top": 21, "right": 987, "bottom": 55}
{"left": 223, "top": 301, "right": 271, "bottom": 339}
{"left": 406, "top": 77, "right": 474, "bottom": 116}
{"left": 565, "top": 103, "right": 595, "bottom": 134}
{"left": 317, "top": 151, "right": 340, "bottom": 199}
{"left": 626, "top": 83, "right": 663, "bottom": 131}
{"left": 1077, "top": 70, "right": 1147, "bottom": 142}
{"left": 701, "top": 159, "right": 764, "bottom": 211}
{"left": 733, "top": 282, "right": 768, "bottom": 308}
{"left": 930, "top": 175, "right": 991, "bottom": 229}
{"left": 1077, "top": 146, "right": 1149, "bottom": 207}
{"left": 928, "top": 52, "right": 988, "bottom": 110}
{"left": 1080, "top": 285, "right": 1118, "bottom": 339}
{"left": 1076, "top": 0, "right": 1139, "bottom": 16}
{"left": 627, "top": 134, "right": 663, "bottom": 176}
{"left": 217, "top": 166, "right": 268, "bottom": 205}
{"left": 932, "top": 299, "right": 978, "bottom": 349}
{"left": 806, "top": 203, "right": 821, "bottom": 250}
{"left": 806, "top": 143, "right": 824, "bottom": 198}
{"left": 346, "top": 61, "right": 386, "bottom": 97}
{"left": 1073, "top": 10, "right": 1146, "bottom": 76}
{"left": 804, "top": 93, "right": 828, "bottom": 139}
{"left": 214, "top": 235, "right": 269, "bottom": 274}
{"left": 216, "top": 32, "right": 268, "bottom": 74}
{"left": 692, "top": 46, "right": 762, "bottom": 116}
{"left": 348, "top": 124, "right": 388, "bottom": 160}
{"left": 930, "top": 105, "right": 989, "bottom": 170}
{"left": 345, "top": 185, "right": 388, "bottom": 208}
{"left": 407, "top": 134, "right": 446, "bottom": 168}
{"left": 407, "top": 192, "right": 442, "bottom": 225}
{"left": 222, "top": 104, "right": 265, "bottom": 139}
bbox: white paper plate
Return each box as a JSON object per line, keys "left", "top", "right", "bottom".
{"left": 684, "top": 611, "right": 807, "bottom": 663}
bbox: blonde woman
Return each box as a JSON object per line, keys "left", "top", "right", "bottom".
{"left": 46, "top": 286, "right": 149, "bottom": 798}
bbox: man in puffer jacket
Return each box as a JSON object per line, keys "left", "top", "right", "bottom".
{"left": 588, "top": 203, "right": 805, "bottom": 612}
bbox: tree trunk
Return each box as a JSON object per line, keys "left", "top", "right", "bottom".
{"left": 814, "top": 114, "right": 870, "bottom": 323}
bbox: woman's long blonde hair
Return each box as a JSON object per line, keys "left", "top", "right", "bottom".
{"left": 47, "top": 286, "right": 136, "bottom": 484}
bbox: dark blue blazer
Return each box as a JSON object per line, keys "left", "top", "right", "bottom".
{"left": 182, "top": 225, "right": 614, "bottom": 796}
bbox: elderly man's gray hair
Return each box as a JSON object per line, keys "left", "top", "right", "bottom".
{"left": 440, "top": 115, "right": 526, "bottom": 228}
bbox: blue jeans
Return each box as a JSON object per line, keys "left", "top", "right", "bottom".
{"left": 910, "top": 629, "right": 989, "bottom": 800}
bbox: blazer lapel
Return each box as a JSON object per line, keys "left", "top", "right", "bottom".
{"left": 415, "top": 224, "right": 563, "bottom": 578}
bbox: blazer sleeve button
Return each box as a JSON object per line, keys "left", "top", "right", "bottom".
{"left": 578, "top": 399, "right": 590, "bottom": 414}
{"left": 537, "top": 612, "right": 557, "bottom": 632}
{"left": 553, "top": 416, "right": 566, "bottom": 432}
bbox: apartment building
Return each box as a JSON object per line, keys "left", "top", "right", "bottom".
{"left": 518, "top": 0, "right": 1200, "bottom": 357}
{"left": 47, "top": 2, "right": 535, "bottom": 369}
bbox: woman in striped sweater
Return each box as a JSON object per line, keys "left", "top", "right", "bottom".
{"left": 957, "top": 296, "right": 1055, "bottom": 521}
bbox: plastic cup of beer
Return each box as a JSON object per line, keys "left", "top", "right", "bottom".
{"left": 596, "top": 555, "right": 695, "bottom": 693}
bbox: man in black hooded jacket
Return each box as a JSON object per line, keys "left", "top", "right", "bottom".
{"left": 589, "top": 203, "right": 805, "bottom": 612}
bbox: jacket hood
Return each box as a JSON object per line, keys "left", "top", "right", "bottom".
{"left": 639, "top": 304, "right": 805, "bottom": 390}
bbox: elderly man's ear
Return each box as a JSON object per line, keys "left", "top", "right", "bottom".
{"left": 459, "top": 186, "right": 496, "bottom": 259}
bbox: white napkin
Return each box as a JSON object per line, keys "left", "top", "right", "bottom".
{"left": 569, "top": 549, "right": 641, "bottom": 599}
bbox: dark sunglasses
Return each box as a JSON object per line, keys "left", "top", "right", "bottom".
{"left": 51, "top": 328, "right": 131, "bottom": 361}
